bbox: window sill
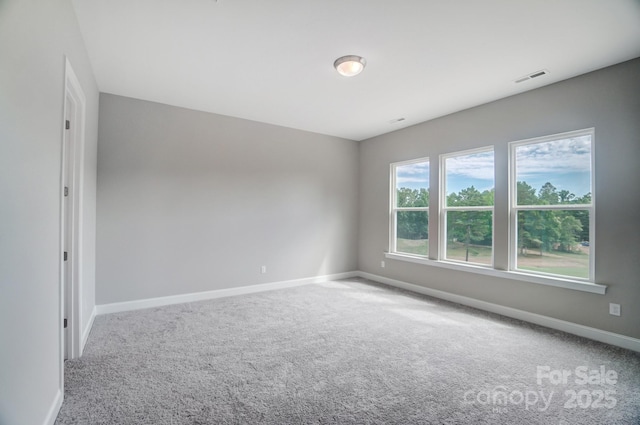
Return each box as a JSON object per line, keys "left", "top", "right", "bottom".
{"left": 384, "top": 252, "right": 607, "bottom": 295}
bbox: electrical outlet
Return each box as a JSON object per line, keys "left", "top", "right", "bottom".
{"left": 261, "top": 265, "right": 267, "bottom": 274}
{"left": 381, "top": 261, "right": 385, "bottom": 268}
{"left": 609, "top": 303, "right": 621, "bottom": 316}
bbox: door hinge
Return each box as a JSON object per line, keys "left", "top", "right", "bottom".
{"left": 64, "top": 251, "right": 68, "bottom": 261}
{"left": 65, "top": 120, "right": 70, "bottom": 130}
{"left": 64, "top": 318, "right": 68, "bottom": 328}
{"left": 64, "top": 186, "right": 69, "bottom": 197}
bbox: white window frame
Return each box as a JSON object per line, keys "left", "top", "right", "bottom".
{"left": 509, "top": 128, "right": 595, "bottom": 281}
{"left": 439, "top": 147, "right": 495, "bottom": 267}
{"left": 389, "top": 157, "right": 429, "bottom": 257}
{"left": 386, "top": 128, "right": 605, "bottom": 294}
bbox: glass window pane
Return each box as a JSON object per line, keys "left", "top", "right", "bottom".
{"left": 395, "top": 161, "right": 429, "bottom": 207}
{"left": 396, "top": 211, "right": 428, "bottom": 256}
{"left": 515, "top": 136, "right": 592, "bottom": 206}
{"left": 445, "top": 211, "right": 492, "bottom": 265}
{"left": 445, "top": 150, "right": 494, "bottom": 207}
{"left": 516, "top": 210, "right": 590, "bottom": 279}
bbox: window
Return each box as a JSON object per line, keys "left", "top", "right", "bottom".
{"left": 441, "top": 148, "right": 494, "bottom": 266}
{"left": 510, "top": 129, "right": 594, "bottom": 280}
{"left": 390, "top": 158, "right": 429, "bottom": 257}
{"left": 386, "top": 128, "right": 599, "bottom": 292}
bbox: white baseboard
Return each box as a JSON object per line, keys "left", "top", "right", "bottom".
{"left": 357, "top": 271, "right": 640, "bottom": 353}
{"left": 95, "top": 271, "right": 359, "bottom": 315}
{"left": 92, "top": 270, "right": 638, "bottom": 352}
{"left": 43, "top": 388, "right": 62, "bottom": 425}
{"left": 80, "top": 305, "right": 96, "bottom": 355}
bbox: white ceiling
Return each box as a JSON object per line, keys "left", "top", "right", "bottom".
{"left": 71, "top": 0, "right": 640, "bottom": 141}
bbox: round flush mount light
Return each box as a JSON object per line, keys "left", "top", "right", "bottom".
{"left": 334, "top": 55, "right": 366, "bottom": 77}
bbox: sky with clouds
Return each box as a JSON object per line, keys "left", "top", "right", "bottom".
{"left": 396, "top": 135, "right": 592, "bottom": 197}
{"left": 515, "top": 135, "right": 592, "bottom": 197}
{"left": 396, "top": 161, "right": 429, "bottom": 190}
{"left": 445, "top": 150, "right": 494, "bottom": 194}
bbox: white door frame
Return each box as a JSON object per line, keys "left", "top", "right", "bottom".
{"left": 59, "top": 58, "right": 86, "bottom": 371}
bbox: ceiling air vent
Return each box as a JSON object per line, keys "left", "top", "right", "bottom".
{"left": 515, "top": 69, "right": 549, "bottom": 84}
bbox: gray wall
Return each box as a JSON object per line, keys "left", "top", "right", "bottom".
{"left": 96, "top": 94, "right": 359, "bottom": 304}
{"left": 359, "top": 58, "right": 640, "bottom": 339}
{"left": 0, "top": 1, "right": 98, "bottom": 424}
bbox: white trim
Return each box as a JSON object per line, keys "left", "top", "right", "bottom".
{"left": 91, "top": 270, "right": 635, "bottom": 354}
{"left": 61, "top": 57, "right": 87, "bottom": 362}
{"left": 96, "top": 272, "right": 358, "bottom": 315}
{"left": 357, "top": 271, "right": 638, "bottom": 352}
{"left": 43, "top": 388, "right": 63, "bottom": 425}
{"left": 384, "top": 252, "right": 606, "bottom": 294}
{"left": 513, "top": 203, "right": 591, "bottom": 211}
{"left": 58, "top": 77, "right": 65, "bottom": 407}
{"left": 443, "top": 205, "right": 494, "bottom": 211}
{"left": 80, "top": 306, "right": 96, "bottom": 355}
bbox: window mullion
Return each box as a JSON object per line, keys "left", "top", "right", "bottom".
{"left": 514, "top": 204, "right": 592, "bottom": 211}
{"left": 443, "top": 206, "right": 494, "bottom": 212}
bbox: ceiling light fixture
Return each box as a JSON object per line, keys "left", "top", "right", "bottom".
{"left": 334, "top": 55, "right": 366, "bottom": 77}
